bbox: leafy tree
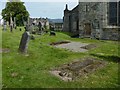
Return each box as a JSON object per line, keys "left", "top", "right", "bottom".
{"left": 2, "top": 1, "right": 29, "bottom": 26}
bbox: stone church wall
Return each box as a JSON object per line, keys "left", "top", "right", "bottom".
{"left": 63, "top": 2, "right": 119, "bottom": 40}
{"left": 101, "top": 27, "right": 119, "bottom": 40}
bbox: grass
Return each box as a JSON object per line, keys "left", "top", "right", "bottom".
{"left": 1, "top": 26, "right": 120, "bottom": 88}
{"left": 0, "top": 26, "right": 2, "bottom": 89}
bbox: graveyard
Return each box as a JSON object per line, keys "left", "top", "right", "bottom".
{"left": 1, "top": 26, "right": 119, "bottom": 88}
{"left": 0, "top": 1, "right": 120, "bottom": 88}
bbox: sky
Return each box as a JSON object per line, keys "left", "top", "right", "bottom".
{"left": 25, "top": 2, "right": 78, "bottom": 19}
{"left": 0, "top": 1, "right": 78, "bottom": 19}
{"left": 1, "top": 0, "right": 119, "bottom": 19}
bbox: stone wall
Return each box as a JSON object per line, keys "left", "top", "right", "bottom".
{"left": 101, "top": 27, "right": 119, "bottom": 40}
{"left": 63, "top": 5, "right": 79, "bottom": 33}
{"left": 69, "top": 5, "right": 79, "bottom": 34}
{"left": 63, "top": 2, "right": 119, "bottom": 40}
{"left": 63, "top": 5, "right": 70, "bottom": 32}
{"left": 54, "top": 23, "right": 63, "bottom": 31}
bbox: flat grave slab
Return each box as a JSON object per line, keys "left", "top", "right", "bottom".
{"left": 50, "top": 41, "right": 89, "bottom": 52}
{"left": 50, "top": 57, "right": 107, "bottom": 82}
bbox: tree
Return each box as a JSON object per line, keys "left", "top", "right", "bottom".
{"left": 2, "top": 1, "right": 29, "bottom": 26}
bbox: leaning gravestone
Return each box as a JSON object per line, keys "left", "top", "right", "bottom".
{"left": 18, "top": 28, "right": 30, "bottom": 53}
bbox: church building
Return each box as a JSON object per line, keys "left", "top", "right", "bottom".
{"left": 63, "top": 1, "right": 120, "bottom": 40}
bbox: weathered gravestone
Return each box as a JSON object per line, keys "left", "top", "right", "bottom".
{"left": 50, "top": 31, "right": 56, "bottom": 36}
{"left": 10, "top": 14, "right": 13, "bottom": 32}
{"left": 19, "top": 28, "right": 22, "bottom": 31}
{"left": 13, "top": 17, "right": 17, "bottom": 29}
{"left": 18, "top": 26, "right": 30, "bottom": 53}
{"left": 50, "top": 25, "right": 55, "bottom": 31}
{"left": 38, "top": 22, "right": 44, "bottom": 35}
{"left": 38, "top": 22, "right": 42, "bottom": 31}
{"left": 30, "top": 35, "right": 35, "bottom": 40}
{"left": 3, "top": 21, "right": 7, "bottom": 31}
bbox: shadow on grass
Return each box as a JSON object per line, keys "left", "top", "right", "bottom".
{"left": 90, "top": 54, "right": 120, "bottom": 63}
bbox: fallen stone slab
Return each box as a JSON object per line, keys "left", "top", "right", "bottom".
{"left": 81, "top": 44, "right": 97, "bottom": 50}
{"left": 50, "top": 57, "right": 107, "bottom": 82}
{"left": 50, "top": 41, "right": 70, "bottom": 45}
{"left": 52, "top": 41, "right": 89, "bottom": 52}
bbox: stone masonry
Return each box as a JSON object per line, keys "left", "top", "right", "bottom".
{"left": 63, "top": 1, "right": 120, "bottom": 40}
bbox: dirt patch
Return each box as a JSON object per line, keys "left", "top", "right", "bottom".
{"left": 50, "top": 41, "right": 70, "bottom": 45}
{"left": 81, "top": 44, "right": 97, "bottom": 50}
{"left": 0, "top": 48, "right": 10, "bottom": 53}
{"left": 50, "top": 57, "right": 107, "bottom": 82}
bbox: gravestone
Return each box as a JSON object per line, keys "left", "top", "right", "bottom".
{"left": 10, "top": 13, "right": 13, "bottom": 32}
{"left": 13, "top": 17, "right": 17, "bottom": 29}
{"left": 19, "top": 28, "right": 22, "bottom": 31}
{"left": 3, "top": 21, "right": 7, "bottom": 31}
{"left": 30, "top": 35, "right": 35, "bottom": 40}
{"left": 10, "top": 24, "right": 13, "bottom": 32}
{"left": 50, "top": 31, "right": 56, "bottom": 36}
{"left": 50, "top": 25, "right": 55, "bottom": 31}
{"left": 18, "top": 29, "right": 30, "bottom": 53}
{"left": 38, "top": 22, "right": 42, "bottom": 31}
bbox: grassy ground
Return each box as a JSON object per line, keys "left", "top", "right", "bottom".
{"left": 1, "top": 26, "right": 120, "bottom": 88}
{"left": 0, "top": 26, "right": 2, "bottom": 89}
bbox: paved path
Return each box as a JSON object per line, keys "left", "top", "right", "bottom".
{"left": 54, "top": 42, "right": 89, "bottom": 52}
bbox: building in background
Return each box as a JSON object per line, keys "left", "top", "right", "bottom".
{"left": 49, "top": 19, "right": 63, "bottom": 31}
{"left": 29, "top": 17, "right": 50, "bottom": 30}
{"left": 63, "top": 1, "right": 120, "bottom": 40}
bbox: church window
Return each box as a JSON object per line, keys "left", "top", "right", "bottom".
{"left": 108, "top": 2, "right": 118, "bottom": 26}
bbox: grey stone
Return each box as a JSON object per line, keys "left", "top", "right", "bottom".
{"left": 63, "top": 2, "right": 120, "bottom": 40}
{"left": 10, "top": 14, "right": 13, "bottom": 32}
{"left": 54, "top": 42, "right": 89, "bottom": 52}
{"left": 19, "top": 28, "right": 22, "bottom": 31}
{"left": 50, "top": 31, "right": 56, "bottom": 36}
{"left": 30, "top": 35, "right": 35, "bottom": 40}
{"left": 3, "top": 21, "right": 7, "bottom": 31}
{"left": 10, "top": 25, "right": 13, "bottom": 32}
{"left": 18, "top": 31, "right": 30, "bottom": 53}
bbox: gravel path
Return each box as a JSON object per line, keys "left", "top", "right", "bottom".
{"left": 54, "top": 42, "right": 89, "bottom": 52}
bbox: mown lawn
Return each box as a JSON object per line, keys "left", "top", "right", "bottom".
{"left": 1, "top": 26, "right": 120, "bottom": 88}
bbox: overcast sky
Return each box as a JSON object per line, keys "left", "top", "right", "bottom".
{"left": 25, "top": 2, "right": 78, "bottom": 19}
{"left": 0, "top": 1, "right": 78, "bottom": 19}
{"left": 1, "top": 0, "right": 118, "bottom": 19}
